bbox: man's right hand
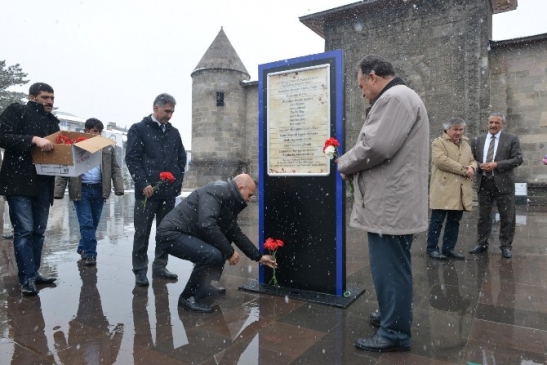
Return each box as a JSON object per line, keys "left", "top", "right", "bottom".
{"left": 143, "top": 185, "right": 154, "bottom": 198}
{"left": 465, "top": 166, "right": 475, "bottom": 179}
{"left": 228, "top": 252, "right": 240, "bottom": 265}
{"left": 32, "top": 137, "right": 54, "bottom": 151}
{"left": 259, "top": 255, "right": 277, "bottom": 269}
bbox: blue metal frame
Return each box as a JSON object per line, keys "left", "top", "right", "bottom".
{"left": 258, "top": 49, "right": 345, "bottom": 295}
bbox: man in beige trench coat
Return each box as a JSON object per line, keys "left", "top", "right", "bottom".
{"left": 426, "top": 118, "right": 477, "bottom": 260}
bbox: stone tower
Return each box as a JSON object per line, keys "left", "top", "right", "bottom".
{"left": 185, "top": 27, "right": 251, "bottom": 188}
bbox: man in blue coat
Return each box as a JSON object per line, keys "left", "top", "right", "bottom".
{"left": 125, "top": 93, "right": 187, "bottom": 286}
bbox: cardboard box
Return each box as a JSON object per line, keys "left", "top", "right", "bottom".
{"left": 31, "top": 131, "right": 115, "bottom": 177}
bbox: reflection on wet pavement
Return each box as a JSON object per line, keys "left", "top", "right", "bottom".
{"left": 0, "top": 195, "right": 546, "bottom": 364}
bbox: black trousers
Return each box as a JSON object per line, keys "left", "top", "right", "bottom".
{"left": 477, "top": 177, "right": 516, "bottom": 249}
{"left": 368, "top": 232, "right": 413, "bottom": 346}
{"left": 132, "top": 198, "right": 175, "bottom": 273}
{"left": 159, "top": 234, "right": 224, "bottom": 300}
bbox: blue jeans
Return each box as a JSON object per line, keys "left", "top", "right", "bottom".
{"left": 368, "top": 232, "right": 413, "bottom": 346}
{"left": 426, "top": 209, "right": 464, "bottom": 253}
{"left": 7, "top": 182, "right": 52, "bottom": 284}
{"left": 73, "top": 184, "right": 104, "bottom": 258}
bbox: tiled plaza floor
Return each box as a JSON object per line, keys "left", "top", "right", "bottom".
{"left": 0, "top": 194, "right": 546, "bottom": 364}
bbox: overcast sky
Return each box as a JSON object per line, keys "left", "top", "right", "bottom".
{"left": 2, "top": 0, "right": 546, "bottom": 149}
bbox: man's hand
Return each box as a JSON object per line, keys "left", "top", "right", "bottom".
{"left": 228, "top": 252, "right": 240, "bottom": 265}
{"left": 465, "top": 166, "right": 475, "bottom": 179}
{"left": 480, "top": 162, "right": 497, "bottom": 173}
{"left": 259, "top": 255, "right": 277, "bottom": 269}
{"left": 32, "top": 137, "right": 54, "bottom": 151}
{"left": 143, "top": 185, "right": 154, "bottom": 198}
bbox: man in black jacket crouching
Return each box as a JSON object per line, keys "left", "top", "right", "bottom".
{"left": 156, "top": 174, "right": 276, "bottom": 313}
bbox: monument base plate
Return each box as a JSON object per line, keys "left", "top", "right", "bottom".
{"left": 239, "top": 281, "right": 365, "bottom": 308}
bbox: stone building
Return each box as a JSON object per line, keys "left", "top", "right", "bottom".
{"left": 186, "top": 0, "right": 547, "bottom": 203}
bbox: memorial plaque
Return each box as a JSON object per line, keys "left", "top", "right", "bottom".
{"left": 267, "top": 65, "right": 330, "bottom": 176}
{"left": 239, "top": 50, "right": 365, "bottom": 308}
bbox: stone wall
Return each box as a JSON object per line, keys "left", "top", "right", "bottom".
{"left": 489, "top": 34, "right": 547, "bottom": 204}
{"left": 490, "top": 35, "right": 547, "bottom": 183}
{"left": 188, "top": 1, "right": 547, "bottom": 200}
{"left": 319, "top": 0, "right": 492, "bottom": 147}
{"left": 243, "top": 81, "right": 259, "bottom": 178}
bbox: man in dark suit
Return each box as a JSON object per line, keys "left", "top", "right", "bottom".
{"left": 125, "top": 93, "right": 187, "bottom": 287}
{"left": 469, "top": 112, "right": 522, "bottom": 258}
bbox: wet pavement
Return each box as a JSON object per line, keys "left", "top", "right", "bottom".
{"left": 0, "top": 194, "right": 546, "bottom": 364}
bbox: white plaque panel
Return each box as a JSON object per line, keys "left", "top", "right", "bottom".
{"left": 267, "top": 65, "right": 331, "bottom": 176}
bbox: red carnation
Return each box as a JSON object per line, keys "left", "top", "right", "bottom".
{"left": 263, "top": 237, "right": 285, "bottom": 287}
{"left": 141, "top": 171, "right": 176, "bottom": 209}
{"left": 159, "top": 171, "right": 176, "bottom": 183}
{"left": 56, "top": 134, "right": 73, "bottom": 145}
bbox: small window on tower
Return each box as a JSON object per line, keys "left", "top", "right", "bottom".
{"left": 216, "top": 92, "right": 225, "bottom": 107}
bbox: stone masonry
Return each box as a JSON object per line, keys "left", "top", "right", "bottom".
{"left": 186, "top": 0, "right": 547, "bottom": 204}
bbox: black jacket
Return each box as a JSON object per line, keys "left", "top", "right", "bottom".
{"left": 156, "top": 179, "right": 262, "bottom": 261}
{"left": 125, "top": 116, "right": 186, "bottom": 200}
{"left": 0, "top": 102, "right": 60, "bottom": 201}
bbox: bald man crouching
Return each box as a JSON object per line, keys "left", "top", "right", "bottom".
{"left": 156, "top": 174, "right": 277, "bottom": 313}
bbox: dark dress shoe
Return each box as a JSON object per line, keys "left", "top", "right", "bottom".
{"left": 85, "top": 256, "right": 97, "bottom": 266}
{"left": 205, "top": 285, "right": 226, "bottom": 296}
{"left": 178, "top": 297, "right": 213, "bottom": 313}
{"left": 369, "top": 312, "right": 380, "bottom": 327}
{"left": 77, "top": 249, "right": 85, "bottom": 259}
{"left": 469, "top": 245, "right": 488, "bottom": 254}
{"left": 354, "top": 334, "right": 410, "bottom": 352}
{"left": 21, "top": 281, "right": 37, "bottom": 296}
{"left": 502, "top": 248, "right": 512, "bottom": 258}
{"left": 35, "top": 273, "right": 57, "bottom": 284}
{"left": 427, "top": 250, "right": 447, "bottom": 260}
{"left": 135, "top": 272, "right": 149, "bottom": 287}
{"left": 443, "top": 250, "right": 465, "bottom": 260}
{"left": 153, "top": 268, "right": 178, "bottom": 280}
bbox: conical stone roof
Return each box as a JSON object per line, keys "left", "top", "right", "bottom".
{"left": 192, "top": 27, "right": 250, "bottom": 77}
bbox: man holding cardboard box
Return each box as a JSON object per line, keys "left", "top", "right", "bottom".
{"left": 0, "top": 82, "right": 60, "bottom": 296}
{"left": 125, "top": 93, "right": 187, "bottom": 287}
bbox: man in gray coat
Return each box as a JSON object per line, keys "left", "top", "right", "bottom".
{"left": 337, "top": 55, "right": 429, "bottom": 352}
{"left": 469, "top": 113, "right": 522, "bottom": 258}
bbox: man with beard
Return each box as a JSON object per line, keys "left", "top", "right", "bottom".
{"left": 0, "top": 82, "right": 60, "bottom": 296}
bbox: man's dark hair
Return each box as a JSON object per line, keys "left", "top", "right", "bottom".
{"left": 85, "top": 118, "right": 104, "bottom": 131}
{"left": 153, "top": 93, "right": 176, "bottom": 107}
{"left": 29, "top": 82, "right": 54, "bottom": 96}
{"left": 358, "top": 55, "right": 395, "bottom": 77}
